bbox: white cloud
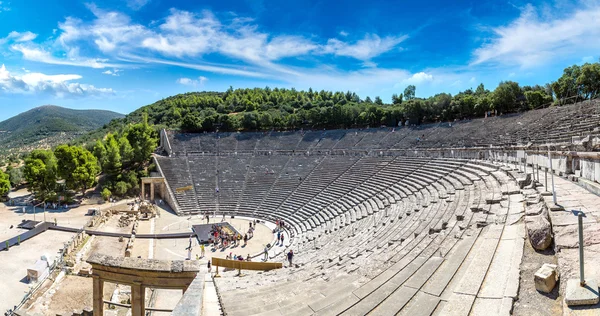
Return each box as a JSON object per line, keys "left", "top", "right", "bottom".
{"left": 401, "top": 72, "right": 434, "bottom": 85}
{"left": 102, "top": 69, "right": 121, "bottom": 76}
{"left": 0, "top": 64, "right": 114, "bottom": 97}
{"left": 322, "top": 34, "right": 408, "bottom": 61}
{"left": 0, "top": 31, "right": 37, "bottom": 45}
{"left": 118, "top": 53, "right": 269, "bottom": 78}
{"left": 339, "top": 31, "right": 349, "bottom": 37}
{"left": 127, "top": 0, "right": 150, "bottom": 10}
{"left": 177, "top": 76, "right": 208, "bottom": 87}
{"left": 472, "top": 3, "right": 600, "bottom": 68}
{"left": 11, "top": 44, "right": 123, "bottom": 69}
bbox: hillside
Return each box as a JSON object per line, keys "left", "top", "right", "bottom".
{"left": 0, "top": 105, "right": 124, "bottom": 156}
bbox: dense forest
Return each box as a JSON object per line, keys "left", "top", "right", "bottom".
{"left": 79, "top": 61, "right": 600, "bottom": 139}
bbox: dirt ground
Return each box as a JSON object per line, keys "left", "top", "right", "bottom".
{"left": 513, "top": 239, "right": 563, "bottom": 316}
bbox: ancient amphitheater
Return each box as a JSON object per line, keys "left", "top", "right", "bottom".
{"left": 146, "top": 100, "right": 600, "bottom": 315}
{"left": 3, "top": 100, "right": 600, "bottom": 316}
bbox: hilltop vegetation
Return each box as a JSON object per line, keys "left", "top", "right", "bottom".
{"left": 79, "top": 62, "right": 600, "bottom": 138}
{"left": 0, "top": 105, "right": 124, "bottom": 157}
{"left": 10, "top": 61, "right": 600, "bottom": 202}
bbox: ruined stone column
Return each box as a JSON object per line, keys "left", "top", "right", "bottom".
{"left": 141, "top": 181, "right": 145, "bottom": 200}
{"left": 131, "top": 282, "right": 146, "bottom": 316}
{"left": 150, "top": 182, "right": 155, "bottom": 201}
{"left": 92, "top": 276, "right": 104, "bottom": 316}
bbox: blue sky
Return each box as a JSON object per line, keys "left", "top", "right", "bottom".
{"left": 0, "top": 0, "right": 599, "bottom": 120}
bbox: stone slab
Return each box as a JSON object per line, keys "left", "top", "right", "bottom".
{"left": 366, "top": 286, "right": 418, "bottom": 316}
{"left": 404, "top": 256, "right": 445, "bottom": 289}
{"left": 565, "top": 278, "right": 600, "bottom": 306}
{"left": 398, "top": 291, "right": 441, "bottom": 316}
{"left": 455, "top": 238, "right": 498, "bottom": 296}
{"left": 479, "top": 238, "right": 519, "bottom": 299}
{"left": 438, "top": 293, "right": 476, "bottom": 316}
{"left": 470, "top": 297, "right": 504, "bottom": 316}
{"left": 422, "top": 235, "right": 478, "bottom": 296}
{"left": 313, "top": 293, "right": 360, "bottom": 316}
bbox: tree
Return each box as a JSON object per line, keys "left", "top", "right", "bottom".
{"left": 93, "top": 140, "right": 107, "bottom": 169}
{"left": 552, "top": 64, "right": 583, "bottom": 103}
{"left": 404, "top": 85, "right": 416, "bottom": 101}
{"left": 493, "top": 81, "right": 523, "bottom": 113}
{"left": 392, "top": 93, "right": 403, "bottom": 105}
{"left": 54, "top": 145, "right": 100, "bottom": 194}
{"left": 119, "top": 136, "right": 135, "bottom": 166}
{"left": 374, "top": 96, "right": 384, "bottom": 105}
{"left": 577, "top": 62, "right": 600, "bottom": 100}
{"left": 525, "top": 90, "right": 552, "bottom": 109}
{"left": 23, "top": 150, "right": 57, "bottom": 200}
{"left": 104, "top": 133, "right": 122, "bottom": 178}
{"left": 7, "top": 167, "right": 23, "bottom": 187}
{"left": 101, "top": 188, "right": 112, "bottom": 201}
{"left": 0, "top": 170, "right": 10, "bottom": 197}
{"left": 125, "top": 113, "right": 158, "bottom": 164}
{"left": 114, "top": 181, "right": 129, "bottom": 196}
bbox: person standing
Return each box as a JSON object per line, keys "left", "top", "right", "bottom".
{"left": 287, "top": 250, "right": 294, "bottom": 267}
{"left": 263, "top": 246, "right": 269, "bottom": 261}
{"left": 200, "top": 244, "right": 205, "bottom": 258}
{"left": 280, "top": 233, "right": 284, "bottom": 246}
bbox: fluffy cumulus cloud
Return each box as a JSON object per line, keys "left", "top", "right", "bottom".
{"left": 401, "top": 72, "right": 434, "bottom": 85}
{"left": 472, "top": 3, "right": 600, "bottom": 68}
{"left": 177, "top": 76, "right": 208, "bottom": 87}
{"left": 0, "top": 64, "right": 114, "bottom": 97}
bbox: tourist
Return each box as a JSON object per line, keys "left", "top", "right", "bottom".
{"left": 263, "top": 246, "right": 269, "bottom": 261}
{"left": 277, "top": 231, "right": 281, "bottom": 245}
{"left": 207, "top": 260, "right": 211, "bottom": 272}
{"left": 244, "top": 234, "right": 248, "bottom": 246}
{"left": 200, "top": 244, "right": 205, "bottom": 257}
{"left": 246, "top": 254, "right": 251, "bottom": 261}
{"left": 287, "top": 250, "right": 294, "bottom": 267}
{"left": 280, "top": 233, "right": 284, "bottom": 246}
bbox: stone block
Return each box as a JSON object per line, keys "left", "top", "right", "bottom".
{"left": 565, "top": 278, "right": 600, "bottom": 306}
{"left": 534, "top": 263, "right": 558, "bottom": 293}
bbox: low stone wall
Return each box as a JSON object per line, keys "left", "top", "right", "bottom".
{"left": 172, "top": 274, "right": 205, "bottom": 316}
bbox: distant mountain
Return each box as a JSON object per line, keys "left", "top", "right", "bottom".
{"left": 0, "top": 105, "right": 124, "bottom": 156}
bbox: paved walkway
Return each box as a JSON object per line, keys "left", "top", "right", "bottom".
{"left": 540, "top": 173, "right": 600, "bottom": 315}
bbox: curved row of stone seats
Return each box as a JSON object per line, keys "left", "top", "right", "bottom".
{"left": 217, "top": 156, "right": 252, "bottom": 211}
{"left": 165, "top": 101, "right": 600, "bottom": 159}
{"left": 224, "top": 163, "right": 520, "bottom": 315}
{"left": 188, "top": 156, "right": 219, "bottom": 211}
{"left": 233, "top": 155, "right": 291, "bottom": 214}
{"left": 285, "top": 159, "right": 481, "bottom": 260}
{"left": 214, "top": 163, "right": 507, "bottom": 315}
{"left": 155, "top": 156, "right": 200, "bottom": 212}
